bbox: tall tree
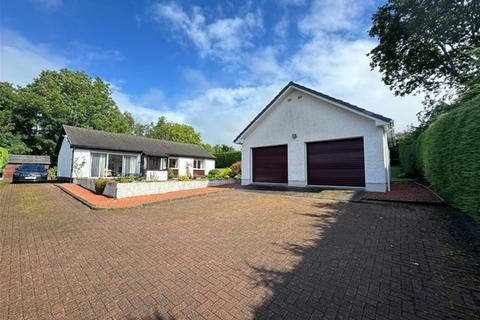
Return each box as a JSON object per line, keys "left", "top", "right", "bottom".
{"left": 369, "top": 0, "right": 480, "bottom": 122}
{"left": 0, "top": 82, "right": 30, "bottom": 154}
{"left": 212, "top": 144, "right": 236, "bottom": 153}
{"left": 14, "top": 69, "right": 135, "bottom": 155}
{"left": 146, "top": 116, "right": 202, "bottom": 145}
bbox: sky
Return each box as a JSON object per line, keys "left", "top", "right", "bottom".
{"left": 0, "top": 0, "right": 423, "bottom": 145}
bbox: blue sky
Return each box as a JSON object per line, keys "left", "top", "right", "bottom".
{"left": 1, "top": 0, "right": 423, "bottom": 145}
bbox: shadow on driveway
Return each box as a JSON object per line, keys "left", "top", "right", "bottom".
{"left": 249, "top": 201, "right": 480, "bottom": 319}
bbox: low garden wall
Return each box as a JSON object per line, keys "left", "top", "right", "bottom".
{"left": 103, "top": 179, "right": 237, "bottom": 199}
{"left": 74, "top": 178, "right": 99, "bottom": 193}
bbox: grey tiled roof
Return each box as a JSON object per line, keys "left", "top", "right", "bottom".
{"left": 8, "top": 154, "right": 51, "bottom": 164}
{"left": 234, "top": 81, "right": 393, "bottom": 143}
{"left": 62, "top": 126, "right": 215, "bottom": 159}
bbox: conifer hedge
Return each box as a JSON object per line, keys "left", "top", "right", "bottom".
{"left": 399, "top": 95, "right": 480, "bottom": 225}
{"left": 214, "top": 151, "right": 241, "bottom": 168}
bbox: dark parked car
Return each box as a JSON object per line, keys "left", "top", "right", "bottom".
{"left": 12, "top": 164, "right": 48, "bottom": 183}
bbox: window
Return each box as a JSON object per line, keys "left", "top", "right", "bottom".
{"left": 107, "top": 154, "right": 123, "bottom": 177}
{"left": 147, "top": 156, "right": 167, "bottom": 170}
{"left": 193, "top": 159, "right": 203, "bottom": 169}
{"left": 168, "top": 158, "right": 178, "bottom": 168}
{"left": 123, "top": 156, "right": 137, "bottom": 175}
{"left": 91, "top": 153, "right": 106, "bottom": 177}
{"left": 91, "top": 153, "right": 139, "bottom": 178}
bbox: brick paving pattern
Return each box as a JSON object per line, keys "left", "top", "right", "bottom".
{"left": 58, "top": 183, "right": 239, "bottom": 209}
{"left": 363, "top": 182, "right": 444, "bottom": 204}
{"left": 1, "top": 184, "right": 479, "bottom": 319}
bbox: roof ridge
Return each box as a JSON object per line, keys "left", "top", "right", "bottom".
{"left": 289, "top": 82, "right": 392, "bottom": 122}
{"left": 63, "top": 125, "right": 205, "bottom": 148}
{"left": 234, "top": 81, "right": 392, "bottom": 143}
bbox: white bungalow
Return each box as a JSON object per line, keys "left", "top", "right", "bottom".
{"left": 55, "top": 125, "right": 215, "bottom": 181}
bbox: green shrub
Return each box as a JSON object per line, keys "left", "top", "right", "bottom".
{"left": 0, "top": 147, "right": 8, "bottom": 176}
{"left": 399, "top": 94, "right": 480, "bottom": 225}
{"left": 47, "top": 167, "right": 57, "bottom": 180}
{"left": 115, "top": 175, "right": 136, "bottom": 183}
{"left": 207, "top": 169, "right": 220, "bottom": 179}
{"left": 178, "top": 175, "right": 190, "bottom": 181}
{"left": 207, "top": 168, "right": 232, "bottom": 179}
{"left": 167, "top": 168, "right": 174, "bottom": 179}
{"left": 214, "top": 151, "right": 241, "bottom": 168}
{"left": 95, "top": 178, "right": 109, "bottom": 194}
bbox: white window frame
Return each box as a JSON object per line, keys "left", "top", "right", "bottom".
{"left": 90, "top": 152, "right": 107, "bottom": 178}
{"left": 193, "top": 159, "right": 204, "bottom": 169}
{"left": 168, "top": 158, "right": 178, "bottom": 169}
{"left": 147, "top": 156, "right": 167, "bottom": 171}
{"left": 90, "top": 151, "right": 139, "bottom": 178}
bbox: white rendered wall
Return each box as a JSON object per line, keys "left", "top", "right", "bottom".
{"left": 57, "top": 138, "right": 73, "bottom": 178}
{"left": 104, "top": 179, "right": 237, "bottom": 198}
{"left": 204, "top": 159, "right": 215, "bottom": 174}
{"left": 177, "top": 157, "right": 192, "bottom": 176}
{"left": 146, "top": 170, "right": 168, "bottom": 181}
{"left": 240, "top": 89, "right": 390, "bottom": 192}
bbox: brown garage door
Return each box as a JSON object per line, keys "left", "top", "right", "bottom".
{"left": 307, "top": 138, "right": 365, "bottom": 187}
{"left": 252, "top": 145, "right": 288, "bottom": 183}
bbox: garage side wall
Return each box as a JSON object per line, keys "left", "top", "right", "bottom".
{"left": 240, "top": 90, "right": 389, "bottom": 192}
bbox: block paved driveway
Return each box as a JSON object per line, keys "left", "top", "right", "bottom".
{"left": 1, "top": 184, "right": 479, "bottom": 320}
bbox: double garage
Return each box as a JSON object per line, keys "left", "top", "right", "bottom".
{"left": 235, "top": 82, "right": 393, "bottom": 192}
{"left": 252, "top": 137, "right": 365, "bottom": 187}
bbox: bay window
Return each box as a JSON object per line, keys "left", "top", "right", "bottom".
{"left": 90, "top": 152, "right": 139, "bottom": 178}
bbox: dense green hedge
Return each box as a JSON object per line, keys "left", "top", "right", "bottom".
{"left": 0, "top": 147, "right": 7, "bottom": 175}
{"left": 214, "top": 151, "right": 241, "bottom": 168}
{"left": 398, "top": 134, "right": 421, "bottom": 177}
{"left": 399, "top": 95, "right": 480, "bottom": 225}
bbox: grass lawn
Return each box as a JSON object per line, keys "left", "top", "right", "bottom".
{"left": 390, "top": 165, "right": 413, "bottom": 182}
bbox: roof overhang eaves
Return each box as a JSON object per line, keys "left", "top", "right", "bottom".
{"left": 71, "top": 145, "right": 143, "bottom": 154}
{"left": 166, "top": 153, "right": 216, "bottom": 160}
{"left": 234, "top": 82, "right": 393, "bottom": 143}
{"left": 233, "top": 83, "right": 293, "bottom": 144}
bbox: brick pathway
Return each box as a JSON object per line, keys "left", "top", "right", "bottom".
{"left": 58, "top": 183, "right": 239, "bottom": 209}
{"left": 1, "top": 184, "right": 479, "bottom": 319}
{"left": 363, "top": 182, "right": 444, "bottom": 204}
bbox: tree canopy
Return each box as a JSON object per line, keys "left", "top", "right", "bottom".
{"left": 201, "top": 143, "right": 237, "bottom": 154}
{"left": 0, "top": 68, "right": 235, "bottom": 158}
{"left": 145, "top": 116, "right": 202, "bottom": 145}
{"left": 0, "top": 83, "right": 30, "bottom": 154}
{"left": 369, "top": 0, "right": 480, "bottom": 121}
{"left": 0, "top": 69, "right": 136, "bottom": 156}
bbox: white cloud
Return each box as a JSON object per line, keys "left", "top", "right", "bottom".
{"left": 180, "top": 67, "right": 212, "bottom": 89}
{"left": 273, "top": 16, "right": 289, "bottom": 38}
{"left": 0, "top": 28, "right": 68, "bottom": 86}
{"left": 152, "top": 2, "right": 263, "bottom": 61}
{"left": 32, "top": 0, "right": 63, "bottom": 11}
{"left": 287, "top": 34, "right": 422, "bottom": 131}
{"left": 298, "top": 0, "right": 370, "bottom": 34}
{"left": 0, "top": 28, "right": 124, "bottom": 86}
{"left": 69, "top": 41, "right": 123, "bottom": 67}
{"left": 110, "top": 84, "right": 182, "bottom": 124}
{"left": 1, "top": 1, "right": 424, "bottom": 146}
{"left": 175, "top": 84, "right": 283, "bottom": 144}
{"left": 276, "top": 0, "right": 305, "bottom": 6}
